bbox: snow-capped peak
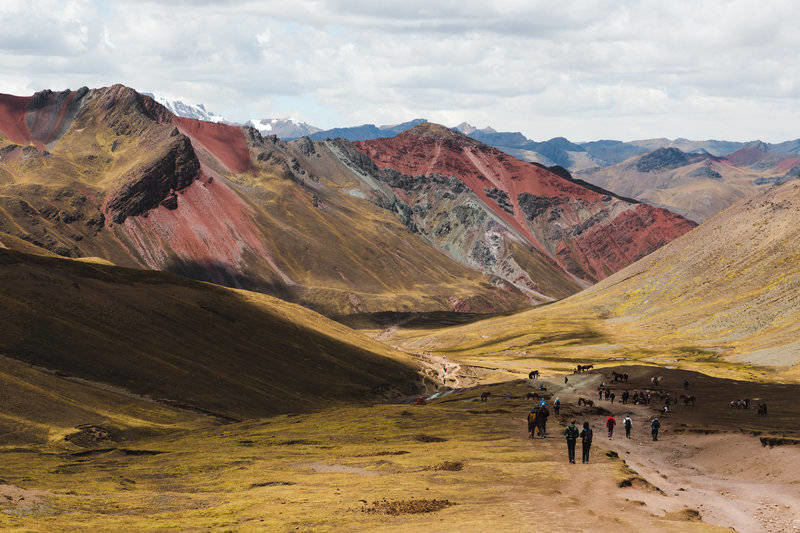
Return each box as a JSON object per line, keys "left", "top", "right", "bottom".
{"left": 144, "top": 92, "right": 226, "bottom": 123}
{"left": 245, "top": 118, "right": 322, "bottom": 140}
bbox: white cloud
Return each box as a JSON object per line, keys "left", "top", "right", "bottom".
{"left": 0, "top": 0, "right": 798, "bottom": 141}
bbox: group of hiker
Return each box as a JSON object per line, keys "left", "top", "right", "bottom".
{"left": 562, "top": 415, "right": 661, "bottom": 463}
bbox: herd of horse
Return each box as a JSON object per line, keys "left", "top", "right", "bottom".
{"left": 517, "top": 365, "right": 768, "bottom": 417}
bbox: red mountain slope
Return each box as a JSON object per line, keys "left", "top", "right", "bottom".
{"left": 0, "top": 86, "right": 529, "bottom": 315}
{"left": 355, "top": 123, "right": 696, "bottom": 282}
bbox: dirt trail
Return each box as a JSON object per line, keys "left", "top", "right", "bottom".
{"left": 551, "top": 372, "right": 800, "bottom": 532}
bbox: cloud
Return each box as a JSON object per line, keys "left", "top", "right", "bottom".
{"left": 0, "top": 0, "right": 798, "bottom": 141}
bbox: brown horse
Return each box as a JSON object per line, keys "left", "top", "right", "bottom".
{"left": 577, "top": 397, "right": 594, "bottom": 407}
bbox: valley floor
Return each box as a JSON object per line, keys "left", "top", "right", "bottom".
{"left": 4, "top": 365, "right": 797, "bottom": 531}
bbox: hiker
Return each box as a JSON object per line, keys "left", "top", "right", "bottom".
{"left": 606, "top": 415, "right": 616, "bottom": 438}
{"left": 624, "top": 415, "right": 632, "bottom": 438}
{"left": 621, "top": 391, "right": 629, "bottom": 404}
{"left": 527, "top": 409, "right": 537, "bottom": 439}
{"left": 537, "top": 404, "right": 550, "bottom": 437}
{"left": 564, "top": 376, "right": 568, "bottom": 385}
{"left": 580, "top": 422, "right": 593, "bottom": 463}
{"left": 610, "top": 392, "right": 616, "bottom": 404}
{"left": 604, "top": 389, "right": 610, "bottom": 401}
{"left": 651, "top": 417, "right": 661, "bottom": 441}
{"left": 564, "top": 420, "right": 579, "bottom": 464}
{"left": 554, "top": 397, "right": 561, "bottom": 416}
{"left": 632, "top": 391, "right": 639, "bottom": 405}
{"left": 598, "top": 388, "right": 603, "bottom": 401}
{"left": 683, "top": 379, "right": 690, "bottom": 390}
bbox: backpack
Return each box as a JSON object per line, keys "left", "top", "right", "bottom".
{"left": 624, "top": 418, "right": 632, "bottom": 428}
{"left": 651, "top": 419, "right": 661, "bottom": 429}
{"left": 565, "top": 425, "right": 579, "bottom": 439}
{"left": 581, "top": 428, "right": 593, "bottom": 442}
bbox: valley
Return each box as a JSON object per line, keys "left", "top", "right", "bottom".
{"left": 1, "top": 84, "right": 799, "bottom": 531}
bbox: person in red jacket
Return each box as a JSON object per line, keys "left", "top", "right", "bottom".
{"left": 606, "top": 415, "right": 617, "bottom": 438}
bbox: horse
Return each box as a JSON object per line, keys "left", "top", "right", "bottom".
{"left": 528, "top": 370, "right": 540, "bottom": 380}
{"left": 526, "top": 392, "right": 540, "bottom": 401}
{"left": 611, "top": 371, "right": 629, "bottom": 382}
{"left": 577, "top": 397, "right": 594, "bottom": 407}
{"left": 679, "top": 394, "right": 696, "bottom": 406}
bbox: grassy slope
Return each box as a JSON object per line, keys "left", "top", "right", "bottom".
{"left": 0, "top": 380, "right": 720, "bottom": 531}
{"left": 386, "top": 181, "right": 800, "bottom": 381}
{"left": 0, "top": 247, "right": 424, "bottom": 430}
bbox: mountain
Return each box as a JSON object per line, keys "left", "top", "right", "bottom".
{"left": 0, "top": 85, "right": 530, "bottom": 315}
{"left": 354, "top": 122, "right": 696, "bottom": 286}
{"left": 0, "top": 87, "right": 696, "bottom": 313}
{"left": 307, "top": 118, "right": 427, "bottom": 141}
{"left": 143, "top": 92, "right": 226, "bottom": 122}
{"left": 392, "top": 179, "right": 800, "bottom": 379}
{"left": 578, "top": 144, "right": 800, "bottom": 222}
{"left": 246, "top": 117, "right": 321, "bottom": 139}
{"left": 0, "top": 243, "right": 424, "bottom": 439}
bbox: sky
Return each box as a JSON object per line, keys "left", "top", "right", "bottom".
{"left": 1, "top": 0, "right": 799, "bottom": 142}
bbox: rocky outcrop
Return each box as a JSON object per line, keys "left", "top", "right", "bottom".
{"left": 105, "top": 134, "right": 200, "bottom": 223}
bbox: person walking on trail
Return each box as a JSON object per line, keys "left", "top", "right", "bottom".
{"left": 622, "top": 391, "right": 629, "bottom": 404}
{"left": 554, "top": 397, "right": 561, "bottom": 416}
{"left": 527, "top": 409, "right": 537, "bottom": 439}
{"left": 537, "top": 404, "right": 550, "bottom": 437}
{"left": 564, "top": 376, "right": 568, "bottom": 385}
{"left": 598, "top": 388, "right": 603, "bottom": 401}
{"left": 580, "top": 421, "right": 593, "bottom": 463}
{"left": 604, "top": 389, "right": 610, "bottom": 401}
{"left": 624, "top": 415, "right": 632, "bottom": 439}
{"left": 651, "top": 417, "right": 661, "bottom": 441}
{"left": 564, "top": 420, "right": 579, "bottom": 464}
{"left": 610, "top": 392, "right": 616, "bottom": 404}
{"left": 683, "top": 379, "right": 690, "bottom": 390}
{"left": 606, "top": 415, "right": 617, "bottom": 438}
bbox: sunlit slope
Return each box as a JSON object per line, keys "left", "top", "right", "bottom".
{"left": 0, "top": 86, "right": 529, "bottom": 315}
{"left": 392, "top": 181, "right": 800, "bottom": 379}
{"left": 0, "top": 248, "right": 424, "bottom": 423}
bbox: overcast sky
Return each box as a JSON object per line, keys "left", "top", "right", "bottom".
{"left": 2, "top": 0, "right": 799, "bottom": 141}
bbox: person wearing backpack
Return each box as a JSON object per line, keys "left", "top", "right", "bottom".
{"left": 580, "top": 421, "right": 593, "bottom": 463}
{"left": 606, "top": 415, "right": 617, "bottom": 438}
{"left": 564, "top": 420, "right": 579, "bottom": 463}
{"left": 651, "top": 417, "right": 661, "bottom": 441}
{"left": 537, "top": 404, "right": 550, "bottom": 437}
{"left": 554, "top": 397, "right": 561, "bottom": 416}
{"left": 624, "top": 415, "right": 633, "bottom": 439}
{"left": 527, "top": 409, "right": 537, "bottom": 439}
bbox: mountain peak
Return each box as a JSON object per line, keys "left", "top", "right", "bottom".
{"left": 403, "top": 122, "right": 472, "bottom": 143}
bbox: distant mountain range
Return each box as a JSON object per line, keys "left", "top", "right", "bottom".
{"left": 246, "top": 117, "right": 321, "bottom": 139}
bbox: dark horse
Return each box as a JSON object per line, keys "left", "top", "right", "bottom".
{"left": 577, "top": 397, "right": 594, "bottom": 407}
{"left": 528, "top": 370, "right": 540, "bottom": 380}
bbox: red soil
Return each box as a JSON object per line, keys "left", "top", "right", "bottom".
{"left": 120, "top": 175, "right": 292, "bottom": 287}
{"left": 0, "top": 94, "right": 35, "bottom": 146}
{"left": 773, "top": 157, "right": 800, "bottom": 173}
{"left": 557, "top": 203, "right": 696, "bottom": 279}
{"left": 173, "top": 116, "right": 254, "bottom": 174}
{"left": 724, "top": 147, "right": 768, "bottom": 167}
{"left": 356, "top": 126, "right": 696, "bottom": 281}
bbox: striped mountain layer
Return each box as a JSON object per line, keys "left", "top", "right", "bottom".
{"left": 0, "top": 86, "right": 693, "bottom": 314}
{"left": 354, "top": 123, "right": 696, "bottom": 285}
